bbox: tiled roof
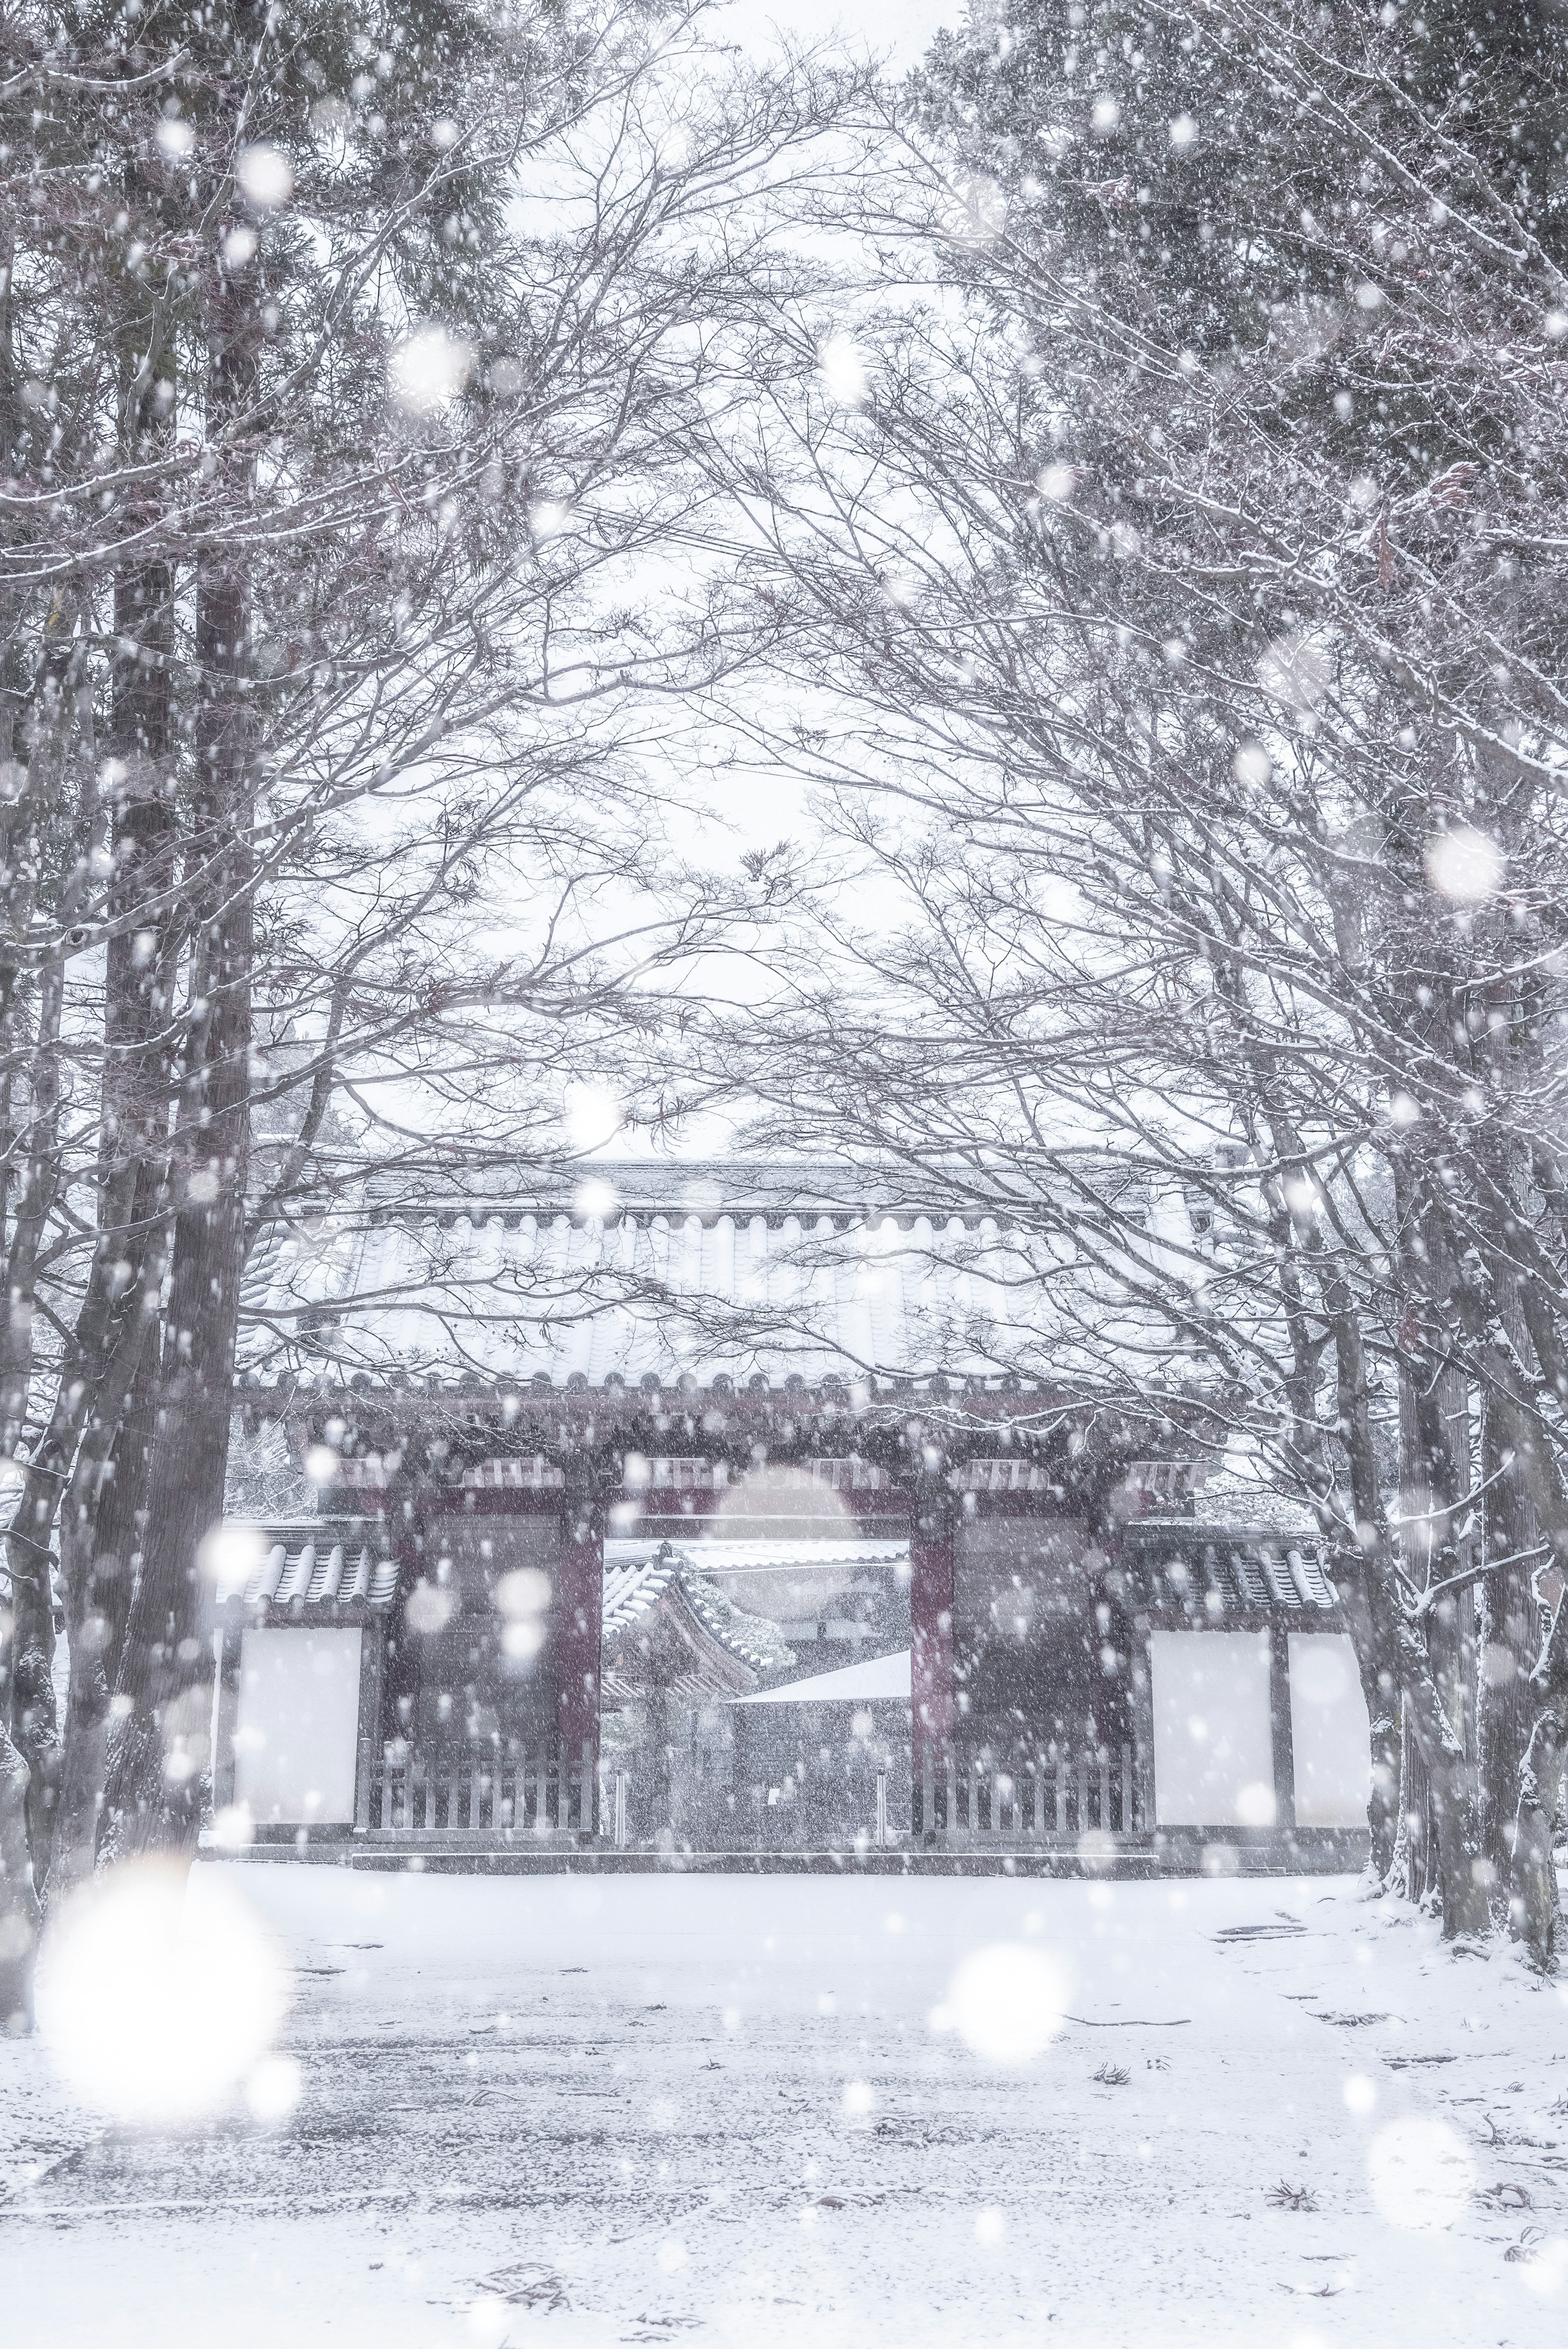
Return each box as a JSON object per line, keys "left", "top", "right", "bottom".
{"left": 215, "top": 1519, "right": 399, "bottom": 1611}
{"left": 605, "top": 1536, "right": 908, "bottom": 1577}
{"left": 1120, "top": 1526, "right": 1337, "bottom": 1616}
{"left": 602, "top": 1541, "right": 795, "bottom": 1678}
{"left": 680, "top": 1575, "right": 798, "bottom": 1678}
{"left": 733, "top": 1648, "right": 912, "bottom": 1705}
{"left": 236, "top": 1160, "right": 1177, "bottom": 1397}
{"left": 601, "top": 1547, "right": 682, "bottom": 1636}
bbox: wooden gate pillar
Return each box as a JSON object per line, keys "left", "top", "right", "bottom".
{"left": 557, "top": 1498, "right": 603, "bottom": 1826}
{"left": 910, "top": 1471, "right": 956, "bottom": 1791}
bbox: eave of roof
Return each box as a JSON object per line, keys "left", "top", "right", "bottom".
{"left": 733, "top": 1648, "right": 913, "bottom": 1706}
{"left": 604, "top": 1535, "right": 909, "bottom": 1576}
{"left": 1119, "top": 1524, "right": 1337, "bottom": 1613}
{"left": 216, "top": 1518, "right": 399, "bottom": 1611}
{"left": 601, "top": 1578, "right": 761, "bottom": 1700}
{"left": 355, "top": 1156, "right": 1048, "bottom": 1226}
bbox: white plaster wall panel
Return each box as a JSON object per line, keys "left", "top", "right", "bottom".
{"left": 1288, "top": 1632, "right": 1372, "bottom": 1827}
{"left": 1149, "top": 1630, "right": 1276, "bottom": 1827}
{"left": 234, "top": 1626, "right": 363, "bottom": 1824}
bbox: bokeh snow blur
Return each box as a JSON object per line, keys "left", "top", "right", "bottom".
{"left": 943, "top": 1941, "right": 1070, "bottom": 2065}
{"left": 35, "top": 1861, "right": 292, "bottom": 2127}
{"left": 388, "top": 324, "right": 475, "bottom": 417}
{"left": 1423, "top": 824, "right": 1505, "bottom": 904}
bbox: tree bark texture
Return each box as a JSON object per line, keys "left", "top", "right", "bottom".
{"left": 100, "top": 251, "right": 256, "bottom": 1861}
{"left": 49, "top": 521, "right": 178, "bottom": 1891}
{"left": 0, "top": 1716, "right": 40, "bottom": 2030}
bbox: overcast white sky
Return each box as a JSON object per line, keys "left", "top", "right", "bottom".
{"left": 716, "top": 0, "right": 961, "bottom": 70}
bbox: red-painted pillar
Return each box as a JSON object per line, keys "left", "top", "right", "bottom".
{"left": 910, "top": 1501, "right": 956, "bottom": 1777}
{"left": 556, "top": 1507, "right": 603, "bottom": 1827}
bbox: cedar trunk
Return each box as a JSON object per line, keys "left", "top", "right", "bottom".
{"left": 100, "top": 253, "right": 257, "bottom": 1860}
{"left": 49, "top": 533, "right": 178, "bottom": 1894}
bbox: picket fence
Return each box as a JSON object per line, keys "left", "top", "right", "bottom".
{"left": 370, "top": 1738, "right": 1146, "bottom": 1848}
{"left": 915, "top": 1741, "right": 1145, "bottom": 1842}
{"left": 374, "top": 1740, "right": 598, "bottom": 1834}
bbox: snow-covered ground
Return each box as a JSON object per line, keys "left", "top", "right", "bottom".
{"left": 2, "top": 1865, "right": 1566, "bottom": 2346}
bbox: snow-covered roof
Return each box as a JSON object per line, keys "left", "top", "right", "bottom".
{"left": 607, "top": 1536, "right": 908, "bottom": 1577}
{"left": 1120, "top": 1525, "right": 1336, "bottom": 1614}
{"left": 601, "top": 1547, "right": 682, "bottom": 1638}
{"left": 601, "top": 1540, "right": 796, "bottom": 1686}
{"left": 212, "top": 1519, "right": 399, "bottom": 1611}
{"left": 732, "top": 1648, "right": 911, "bottom": 1706}
{"left": 1181, "top": 1482, "right": 1319, "bottom": 1536}
{"left": 237, "top": 1159, "right": 1181, "bottom": 1398}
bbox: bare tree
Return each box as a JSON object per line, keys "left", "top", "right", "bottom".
{"left": 694, "top": 0, "right": 1568, "bottom": 1948}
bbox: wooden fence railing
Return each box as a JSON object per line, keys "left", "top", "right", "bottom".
{"left": 914, "top": 1743, "right": 1145, "bottom": 1841}
{"left": 374, "top": 1741, "right": 597, "bottom": 1834}
{"left": 368, "top": 1741, "right": 1147, "bottom": 1845}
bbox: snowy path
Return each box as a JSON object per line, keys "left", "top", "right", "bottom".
{"left": 2, "top": 1866, "right": 1565, "bottom": 2346}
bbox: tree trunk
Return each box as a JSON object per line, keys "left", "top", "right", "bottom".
{"left": 1323, "top": 1300, "right": 1402, "bottom": 1881}
{"left": 1391, "top": 1186, "right": 1489, "bottom": 1936}
{"left": 0, "top": 628, "right": 81, "bottom": 1879}
{"left": 1397, "top": 1621, "right": 1490, "bottom": 1937}
{"left": 1510, "top": 1553, "right": 1568, "bottom": 1967}
{"left": 0, "top": 1716, "right": 40, "bottom": 2030}
{"left": 1511, "top": 1694, "right": 1566, "bottom": 1969}
{"left": 100, "top": 246, "right": 257, "bottom": 1863}
{"left": 49, "top": 496, "right": 178, "bottom": 1892}
{"left": 1442, "top": 1251, "right": 1568, "bottom": 1955}
{"left": 1476, "top": 1526, "right": 1534, "bottom": 1895}
{"left": 1331, "top": 1545, "right": 1403, "bottom": 1883}
{"left": 47, "top": 1297, "right": 163, "bottom": 1897}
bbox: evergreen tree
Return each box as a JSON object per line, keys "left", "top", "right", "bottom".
{"left": 0, "top": 0, "right": 854, "bottom": 2015}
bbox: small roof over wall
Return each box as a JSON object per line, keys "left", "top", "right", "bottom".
{"left": 1118, "top": 1523, "right": 1337, "bottom": 1616}
{"left": 212, "top": 1519, "right": 398, "bottom": 1614}
{"left": 606, "top": 1536, "right": 908, "bottom": 1577}
{"left": 732, "top": 1649, "right": 912, "bottom": 1706}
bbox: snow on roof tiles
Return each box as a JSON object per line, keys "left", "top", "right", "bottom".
{"left": 1121, "top": 1527, "right": 1336, "bottom": 1614}
{"left": 731, "top": 1648, "right": 911, "bottom": 1705}
{"left": 218, "top": 1520, "right": 399, "bottom": 1611}
{"left": 604, "top": 1536, "right": 908, "bottom": 1577}
{"left": 601, "top": 1540, "right": 795, "bottom": 1683}
{"left": 238, "top": 1165, "right": 1108, "bottom": 1395}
